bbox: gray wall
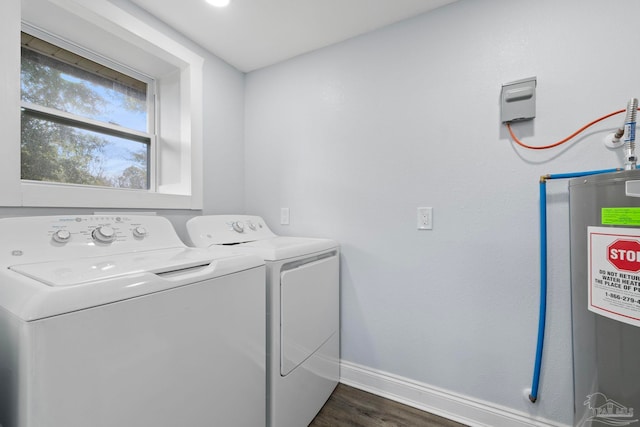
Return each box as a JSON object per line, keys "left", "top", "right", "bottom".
{"left": 244, "top": 0, "right": 640, "bottom": 424}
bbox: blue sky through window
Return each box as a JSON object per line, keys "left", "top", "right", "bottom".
{"left": 21, "top": 41, "right": 150, "bottom": 188}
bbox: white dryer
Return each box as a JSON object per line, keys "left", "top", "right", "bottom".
{"left": 186, "top": 215, "right": 340, "bottom": 427}
{"left": 0, "top": 215, "right": 266, "bottom": 427}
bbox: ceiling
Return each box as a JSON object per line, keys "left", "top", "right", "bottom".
{"left": 128, "top": 0, "right": 458, "bottom": 72}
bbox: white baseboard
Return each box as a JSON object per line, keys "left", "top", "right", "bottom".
{"left": 339, "top": 360, "right": 569, "bottom": 427}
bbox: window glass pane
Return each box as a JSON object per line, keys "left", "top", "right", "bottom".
{"left": 21, "top": 36, "right": 148, "bottom": 133}
{"left": 21, "top": 113, "right": 149, "bottom": 189}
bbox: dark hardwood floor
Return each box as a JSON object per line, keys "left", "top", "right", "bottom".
{"left": 309, "top": 384, "right": 468, "bottom": 427}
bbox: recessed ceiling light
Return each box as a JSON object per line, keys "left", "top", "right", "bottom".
{"left": 206, "top": 0, "right": 230, "bottom": 7}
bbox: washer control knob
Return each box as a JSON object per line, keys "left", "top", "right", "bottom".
{"left": 92, "top": 226, "right": 116, "bottom": 243}
{"left": 52, "top": 229, "right": 71, "bottom": 243}
{"left": 247, "top": 221, "right": 256, "bottom": 231}
{"left": 232, "top": 221, "right": 245, "bottom": 233}
{"left": 132, "top": 226, "right": 148, "bottom": 239}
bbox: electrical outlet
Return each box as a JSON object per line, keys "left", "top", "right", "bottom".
{"left": 280, "top": 207, "right": 290, "bottom": 225}
{"left": 417, "top": 207, "right": 433, "bottom": 230}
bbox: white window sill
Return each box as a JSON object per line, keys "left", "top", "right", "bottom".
{"left": 21, "top": 182, "right": 197, "bottom": 210}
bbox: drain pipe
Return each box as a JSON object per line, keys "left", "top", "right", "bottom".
{"left": 529, "top": 167, "right": 621, "bottom": 403}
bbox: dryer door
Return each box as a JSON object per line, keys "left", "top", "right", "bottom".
{"left": 280, "top": 253, "right": 339, "bottom": 376}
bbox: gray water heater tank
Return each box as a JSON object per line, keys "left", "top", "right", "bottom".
{"left": 569, "top": 170, "right": 640, "bottom": 426}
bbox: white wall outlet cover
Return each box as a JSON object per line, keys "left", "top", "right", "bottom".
{"left": 280, "top": 207, "right": 290, "bottom": 225}
{"left": 417, "top": 207, "right": 433, "bottom": 230}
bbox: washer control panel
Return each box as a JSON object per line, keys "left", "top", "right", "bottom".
{"left": 45, "top": 215, "right": 157, "bottom": 245}
{"left": 0, "top": 215, "right": 185, "bottom": 265}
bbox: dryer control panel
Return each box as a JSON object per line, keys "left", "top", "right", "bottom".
{"left": 187, "top": 215, "right": 276, "bottom": 246}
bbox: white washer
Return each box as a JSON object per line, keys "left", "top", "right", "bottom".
{"left": 186, "top": 215, "right": 340, "bottom": 427}
{"left": 0, "top": 215, "right": 266, "bottom": 427}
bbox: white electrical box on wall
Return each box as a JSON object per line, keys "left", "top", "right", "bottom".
{"left": 501, "top": 77, "right": 537, "bottom": 123}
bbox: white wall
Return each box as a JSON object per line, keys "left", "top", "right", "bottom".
{"left": 202, "top": 58, "right": 246, "bottom": 214}
{"left": 244, "top": 0, "right": 640, "bottom": 424}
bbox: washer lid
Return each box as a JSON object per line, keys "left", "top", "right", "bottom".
{"left": 9, "top": 247, "right": 217, "bottom": 287}
{"left": 225, "top": 237, "right": 338, "bottom": 261}
{"left": 1, "top": 247, "right": 264, "bottom": 321}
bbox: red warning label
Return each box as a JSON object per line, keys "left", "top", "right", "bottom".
{"left": 589, "top": 227, "right": 640, "bottom": 328}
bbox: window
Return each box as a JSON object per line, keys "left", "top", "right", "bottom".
{"left": 20, "top": 31, "right": 153, "bottom": 190}
{"left": 7, "top": 1, "right": 205, "bottom": 209}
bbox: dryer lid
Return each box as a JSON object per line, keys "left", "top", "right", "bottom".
{"left": 224, "top": 237, "right": 338, "bottom": 261}
{"left": 186, "top": 215, "right": 338, "bottom": 260}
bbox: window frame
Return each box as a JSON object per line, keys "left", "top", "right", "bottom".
{"left": 11, "top": 0, "right": 204, "bottom": 210}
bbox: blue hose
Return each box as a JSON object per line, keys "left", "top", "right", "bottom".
{"left": 529, "top": 167, "right": 620, "bottom": 403}
{"left": 530, "top": 179, "right": 548, "bottom": 403}
{"left": 546, "top": 168, "right": 622, "bottom": 180}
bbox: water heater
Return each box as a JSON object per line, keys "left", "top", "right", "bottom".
{"left": 569, "top": 170, "right": 640, "bottom": 426}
